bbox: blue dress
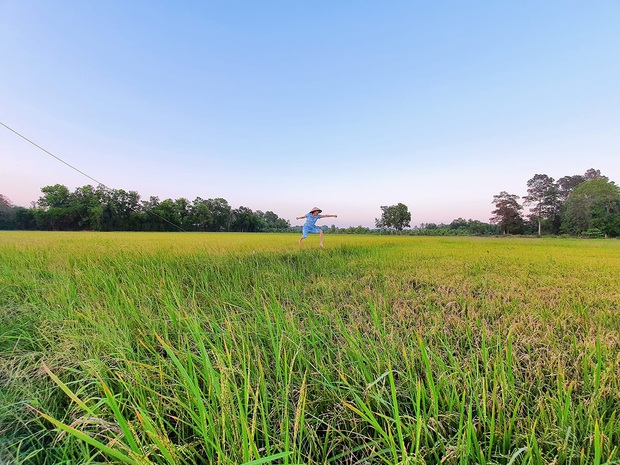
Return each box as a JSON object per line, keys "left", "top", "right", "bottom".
{"left": 302, "top": 213, "right": 322, "bottom": 238}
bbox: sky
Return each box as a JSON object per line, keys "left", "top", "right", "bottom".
{"left": 1, "top": 1, "right": 619, "bottom": 228}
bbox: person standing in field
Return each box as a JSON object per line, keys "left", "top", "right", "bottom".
{"left": 296, "top": 207, "right": 337, "bottom": 248}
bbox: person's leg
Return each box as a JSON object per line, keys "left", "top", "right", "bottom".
{"left": 319, "top": 229, "right": 324, "bottom": 248}
{"left": 299, "top": 228, "right": 308, "bottom": 246}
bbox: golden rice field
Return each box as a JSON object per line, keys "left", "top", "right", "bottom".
{"left": 1, "top": 231, "right": 619, "bottom": 464}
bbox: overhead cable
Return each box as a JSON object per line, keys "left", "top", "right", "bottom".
{"left": 0, "top": 120, "right": 186, "bottom": 232}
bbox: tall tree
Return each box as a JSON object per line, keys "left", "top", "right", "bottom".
{"left": 139, "top": 196, "right": 161, "bottom": 231}
{"left": 375, "top": 203, "right": 411, "bottom": 231}
{"left": 37, "top": 184, "right": 72, "bottom": 230}
{"left": 207, "top": 198, "right": 232, "bottom": 231}
{"left": 490, "top": 191, "right": 524, "bottom": 235}
{"left": 72, "top": 185, "right": 102, "bottom": 230}
{"left": 0, "top": 194, "right": 12, "bottom": 210}
{"left": 556, "top": 174, "right": 585, "bottom": 202}
{"left": 563, "top": 178, "right": 620, "bottom": 236}
{"left": 523, "top": 174, "right": 559, "bottom": 236}
{"left": 583, "top": 168, "right": 607, "bottom": 181}
{"left": 97, "top": 187, "right": 141, "bottom": 231}
{"left": 253, "top": 210, "right": 290, "bottom": 231}
{"left": 0, "top": 194, "right": 15, "bottom": 229}
{"left": 38, "top": 184, "right": 71, "bottom": 209}
{"left": 189, "top": 197, "right": 213, "bottom": 231}
{"left": 231, "top": 206, "right": 258, "bottom": 232}
{"left": 174, "top": 198, "right": 191, "bottom": 230}
{"left": 152, "top": 199, "right": 182, "bottom": 231}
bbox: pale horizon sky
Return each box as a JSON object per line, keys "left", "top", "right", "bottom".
{"left": 1, "top": 1, "right": 619, "bottom": 228}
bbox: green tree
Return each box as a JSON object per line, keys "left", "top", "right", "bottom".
{"left": 449, "top": 218, "right": 497, "bottom": 236}
{"left": 524, "top": 174, "right": 559, "bottom": 236}
{"left": 189, "top": 197, "right": 213, "bottom": 231}
{"left": 38, "top": 184, "right": 71, "bottom": 209}
{"left": 209, "top": 198, "right": 232, "bottom": 231}
{"left": 563, "top": 178, "right": 620, "bottom": 237}
{"left": 152, "top": 199, "right": 182, "bottom": 231}
{"left": 583, "top": 168, "right": 607, "bottom": 181}
{"left": 0, "top": 194, "right": 15, "bottom": 229}
{"left": 138, "top": 196, "right": 161, "bottom": 231}
{"left": 255, "top": 210, "right": 290, "bottom": 231}
{"left": 231, "top": 206, "right": 259, "bottom": 232}
{"left": 556, "top": 174, "right": 585, "bottom": 202}
{"left": 174, "top": 198, "right": 192, "bottom": 230}
{"left": 0, "top": 194, "right": 12, "bottom": 209}
{"left": 37, "top": 184, "right": 73, "bottom": 230}
{"left": 490, "top": 191, "right": 524, "bottom": 235}
{"left": 96, "top": 187, "right": 141, "bottom": 231}
{"left": 449, "top": 218, "right": 468, "bottom": 230}
{"left": 13, "top": 207, "right": 36, "bottom": 230}
{"left": 71, "top": 185, "right": 102, "bottom": 230}
{"left": 375, "top": 203, "right": 411, "bottom": 231}
{"left": 182, "top": 198, "right": 231, "bottom": 231}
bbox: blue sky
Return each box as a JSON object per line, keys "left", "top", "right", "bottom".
{"left": 1, "top": 1, "right": 619, "bottom": 227}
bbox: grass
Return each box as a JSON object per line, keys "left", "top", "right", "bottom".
{"left": 1, "top": 231, "right": 619, "bottom": 464}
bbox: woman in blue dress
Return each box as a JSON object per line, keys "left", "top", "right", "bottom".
{"left": 296, "top": 207, "right": 337, "bottom": 248}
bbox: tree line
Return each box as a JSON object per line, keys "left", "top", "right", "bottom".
{"left": 362, "top": 168, "right": 619, "bottom": 238}
{"left": 2, "top": 167, "right": 618, "bottom": 237}
{"left": 367, "top": 168, "right": 618, "bottom": 238}
{"left": 0, "top": 184, "right": 290, "bottom": 232}
{"left": 491, "top": 168, "right": 620, "bottom": 237}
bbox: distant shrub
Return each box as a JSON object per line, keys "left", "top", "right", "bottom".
{"left": 583, "top": 228, "right": 605, "bottom": 238}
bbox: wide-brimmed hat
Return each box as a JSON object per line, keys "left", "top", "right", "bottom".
{"left": 309, "top": 207, "right": 322, "bottom": 213}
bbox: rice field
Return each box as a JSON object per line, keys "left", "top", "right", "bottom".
{"left": 1, "top": 231, "right": 619, "bottom": 464}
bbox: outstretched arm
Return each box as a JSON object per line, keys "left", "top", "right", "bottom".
{"left": 296, "top": 215, "right": 305, "bottom": 220}
{"left": 321, "top": 214, "right": 337, "bottom": 218}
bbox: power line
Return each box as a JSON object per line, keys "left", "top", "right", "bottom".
{"left": 1, "top": 120, "right": 186, "bottom": 232}
{"left": 1, "top": 121, "right": 106, "bottom": 186}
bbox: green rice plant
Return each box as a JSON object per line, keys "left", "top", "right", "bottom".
{"left": 1, "top": 232, "right": 620, "bottom": 463}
